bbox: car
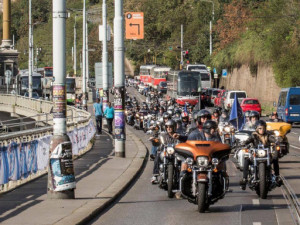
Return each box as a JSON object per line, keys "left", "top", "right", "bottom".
{"left": 210, "top": 89, "right": 221, "bottom": 106}
{"left": 214, "top": 89, "right": 226, "bottom": 107}
{"left": 240, "top": 98, "right": 262, "bottom": 115}
{"left": 157, "top": 81, "right": 167, "bottom": 94}
{"left": 224, "top": 90, "right": 247, "bottom": 110}
{"left": 24, "top": 91, "right": 40, "bottom": 99}
{"left": 277, "top": 87, "right": 300, "bottom": 124}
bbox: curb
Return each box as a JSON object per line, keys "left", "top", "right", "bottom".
{"left": 54, "top": 128, "right": 148, "bottom": 225}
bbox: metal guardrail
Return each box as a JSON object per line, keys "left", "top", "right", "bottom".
{"left": 0, "top": 94, "right": 92, "bottom": 144}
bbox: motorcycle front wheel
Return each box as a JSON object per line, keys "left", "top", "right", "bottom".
{"left": 197, "top": 182, "right": 207, "bottom": 213}
{"left": 259, "top": 163, "right": 268, "bottom": 199}
{"left": 167, "top": 164, "right": 174, "bottom": 198}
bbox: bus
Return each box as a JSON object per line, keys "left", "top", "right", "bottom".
{"left": 187, "top": 64, "right": 212, "bottom": 88}
{"left": 151, "top": 66, "right": 171, "bottom": 90}
{"left": 139, "top": 65, "right": 156, "bottom": 85}
{"left": 167, "top": 70, "right": 202, "bottom": 106}
{"left": 66, "top": 77, "right": 76, "bottom": 104}
{"left": 16, "top": 70, "right": 42, "bottom": 97}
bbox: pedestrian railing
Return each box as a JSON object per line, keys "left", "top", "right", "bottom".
{"left": 0, "top": 94, "right": 96, "bottom": 192}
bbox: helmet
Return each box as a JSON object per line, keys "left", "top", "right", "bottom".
{"left": 165, "top": 119, "right": 177, "bottom": 132}
{"left": 197, "top": 109, "right": 212, "bottom": 121}
{"left": 255, "top": 120, "right": 267, "bottom": 131}
{"left": 174, "top": 108, "right": 181, "bottom": 116}
{"left": 249, "top": 110, "right": 260, "bottom": 119}
{"left": 163, "top": 112, "right": 171, "bottom": 120}
{"left": 167, "top": 109, "right": 174, "bottom": 116}
{"left": 213, "top": 108, "right": 220, "bottom": 115}
{"left": 181, "top": 112, "right": 189, "bottom": 121}
{"left": 203, "top": 120, "right": 218, "bottom": 134}
{"left": 159, "top": 107, "right": 164, "bottom": 111}
{"left": 271, "top": 111, "right": 278, "bottom": 117}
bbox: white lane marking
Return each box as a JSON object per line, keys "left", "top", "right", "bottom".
{"left": 290, "top": 145, "right": 300, "bottom": 150}
{"left": 253, "top": 223, "right": 262, "bottom": 225}
{"left": 252, "top": 199, "right": 260, "bottom": 205}
{"left": 26, "top": 195, "right": 34, "bottom": 199}
{"left": 292, "top": 132, "right": 298, "bottom": 135}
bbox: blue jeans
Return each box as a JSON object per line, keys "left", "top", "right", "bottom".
{"left": 151, "top": 146, "right": 159, "bottom": 155}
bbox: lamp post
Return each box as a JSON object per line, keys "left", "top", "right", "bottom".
{"left": 199, "top": 0, "right": 214, "bottom": 55}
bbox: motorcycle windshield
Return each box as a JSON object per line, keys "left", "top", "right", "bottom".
{"left": 175, "top": 141, "right": 231, "bottom": 160}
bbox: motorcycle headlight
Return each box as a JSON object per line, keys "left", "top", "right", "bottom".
{"left": 167, "top": 147, "right": 175, "bottom": 155}
{"left": 72, "top": 95, "right": 75, "bottom": 100}
{"left": 224, "top": 126, "right": 231, "bottom": 133}
{"left": 136, "top": 114, "right": 139, "bottom": 117}
{"left": 212, "top": 158, "right": 219, "bottom": 165}
{"left": 140, "top": 116, "right": 144, "bottom": 119}
{"left": 197, "top": 156, "right": 209, "bottom": 167}
{"left": 257, "top": 149, "right": 267, "bottom": 158}
{"left": 274, "top": 130, "right": 280, "bottom": 137}
{"left": 186, "top": 157, "right": 194, "bottom": 165}
{"left": 125, "top": 110, "right": 128, "bottom": 115}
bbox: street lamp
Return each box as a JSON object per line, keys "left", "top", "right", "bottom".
{"left": 198, "top": 0, "right": 214, "bottom": 55}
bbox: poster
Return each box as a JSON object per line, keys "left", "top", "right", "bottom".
{"left": 52, "top": 85, "right": 66, "bottom": 119}
{"left": 114, "top": 87, "right": 125, "bottom": 110}
{"left": 114, "top": 110, "right": 126, "bottom": 140}
{"left": 49, "top": 142, "right": 76, "bottom": 192}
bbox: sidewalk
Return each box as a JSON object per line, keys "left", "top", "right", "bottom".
{"left": 0, "top": 128, "right": 147, "bottom": 225}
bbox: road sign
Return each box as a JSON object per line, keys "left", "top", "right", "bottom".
{"left": 213, "top": 68, "right": 217, "bottom": 74}
{"left": 214, "top": 74, "right": 218, "bottom": 79}
{"left": 125, "top": 12, "right": 144, "bottom": 39}
{"left": 222, "top": 69, "right": 227, "bottom": 77}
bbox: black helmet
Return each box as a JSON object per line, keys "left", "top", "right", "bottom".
{"left": 174, "top": 108, "right": 181, "bottom": 115}
{"left": 165, "top": 119, "right": 177, "bottom": 132}
{"left": 255, "top": 120, "right": 267, "bottom": 130}
{"left": 203, "top": 120, "right": 218, "bottom": 134}
{"left": 197, "top": 109, "right": 212, "bottom": 122}
{"left": 213, "top": 108, "right": 220, "bottom": 115}
{"left": 159, "top": 107, "right": 164, "bottom": 111}
{"left": 249, "top": 110, "right": 260, "bottom": 119}
{"left": 163, "top": 112, "right": 171, "bottom": 120}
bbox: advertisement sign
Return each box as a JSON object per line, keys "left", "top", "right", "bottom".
{"left": 114, "top": 110, "right": 126, "bottom": 140}
{"left": 114, "top": 87, "right": 125, "bottom": 110}
{"left": 49, "top": 142, "right": 76, "bottom": 192}
{"left": 52, "top": 85, "right": 66, "bottom": 119}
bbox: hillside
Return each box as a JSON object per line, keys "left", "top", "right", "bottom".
{"left": 1, "top": 0, "right": 300, "bottom": 87}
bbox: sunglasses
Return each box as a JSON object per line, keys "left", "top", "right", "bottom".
{"left": 257, "top": 127, "right": 264, "bottom": 130}
{"left": 166, "top": 126, "right": 173, "bottom": 128}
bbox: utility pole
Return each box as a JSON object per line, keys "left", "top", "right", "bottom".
{"left": 82, "top": 0, "right": 87, "bottom": 110}
{"left": 48, "top": 0, "right": 75, "bottom": 199}
{"left": 209, "top": 2, "right": 214, "bottom": 55}
{"left": 114, "top": 0, "right": 126, "bottom": 157}
{"left": 28, "top": 0, "right": 33, "bottom": 98}
{"left": 86, "top": 21, "right": 89, "bottom": 87}
{"left": 73, "top": 15, "right": 77, "bottom": 76}
{"left": 180, "top": 24, "right": 183, "bottom": 70}
{"left": 102, "top": 0, "right": 109, "bottom": 111}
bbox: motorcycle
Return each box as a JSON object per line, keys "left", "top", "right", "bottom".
{"left": 218, "top": 122, "right": 235, "bottom": 146}
{"left": 134, "top": 110, "right": 148, "bottom": 130}
{"left": 244, "top": 144, "right": 277, "bottom": 199}
{"left": 174, "top": 141, "right": 231, "bottom": 213}
{"left": 234, "top": 130, "right": 253, "bottom": 170}
{"left": 158, "top": 134, "right": 181, "bottom": 198}
{"left": 125, "top": 108, "right": 135, "bottom": 126}
{"left": 266, "top": 122, "right": 291, "bottom": 158}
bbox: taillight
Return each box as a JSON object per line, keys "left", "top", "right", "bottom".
{"left": 285, "top": 108, "right": 288, "bottom": 116}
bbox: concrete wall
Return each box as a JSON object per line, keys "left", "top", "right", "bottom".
{"left": 219, "top": 63, "right": 281, "bottom": 108}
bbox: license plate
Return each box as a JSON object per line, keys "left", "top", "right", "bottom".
{"left": 290, "top": 114, "right": 300, "bottom": 117}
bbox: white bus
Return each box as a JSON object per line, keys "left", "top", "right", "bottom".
{"left": 187, "top": 64, "right": 212, "bottom": 88}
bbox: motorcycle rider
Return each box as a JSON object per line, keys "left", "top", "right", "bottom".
{"left": 268, "top": 111, "right": 283, "bottom": 122}
{"left": 239, "top": 120, "right": 282, "bottom": 190}
{"left": 243, "top": 111, "right": 260, "bottom": 131}
{"left": 212, "top": 108, "right": 221, "bottom": 123}
{"left": 186, "top": 109, "right": 212, "bottom": 140}
{"left": 151, "top": 119, "right": 179, "bottom": 184}
{"left": 219, "top": 109, "right": 229, "bottom": 123}
{"left": 181, "top": 112, "right": 189, "bottom": 130}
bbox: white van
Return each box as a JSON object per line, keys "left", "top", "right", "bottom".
{"left": 224, "top": 91, "right": 247, "bottom": 110}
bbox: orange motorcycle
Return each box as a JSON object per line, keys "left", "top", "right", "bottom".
{"left": 175, "top": 141, "right": 231, "bottom": 213}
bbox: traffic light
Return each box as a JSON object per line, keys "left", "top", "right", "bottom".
{"left": 185, "top": 50, "right": 189, "bottom": 60}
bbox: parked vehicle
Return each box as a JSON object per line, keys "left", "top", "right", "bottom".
{"left": 276, "top": 87, "right": 300, "bottom": 124}
{"left": 240, "top": 98, "right": 262, "bottom": 115}
{"left": 224, "top": 91, "right": 247, "bottom": 110}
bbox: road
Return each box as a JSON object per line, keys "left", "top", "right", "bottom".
{"left": 89, "top": 87, "right": 296, "bottom": 225}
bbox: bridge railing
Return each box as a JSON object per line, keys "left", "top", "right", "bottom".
{"left": 0, "top": 94, "right": 96, "bottom": 192}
